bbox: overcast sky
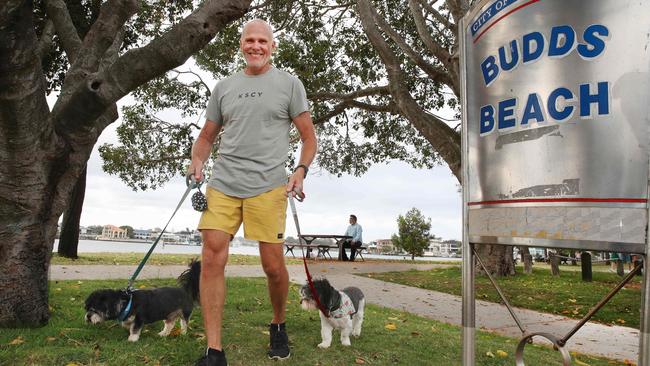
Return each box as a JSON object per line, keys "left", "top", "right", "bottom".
{"left": 79, "top": 119, "right": 462, "bottom": 242}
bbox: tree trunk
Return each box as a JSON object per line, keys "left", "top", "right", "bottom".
{"left": 58, "top": 166, "right": 87, "bottom": 258}
{"left": 520, "top": 246, "right": 532, "bottom": 274}
{"left": 474, "top": 244, "right": 515, "bottom": 276}
{"left": 581, "top": 251, "right": 592, "bottom": 282}
{"left": 550, "top": 253, "right": 560, "bottom": 276}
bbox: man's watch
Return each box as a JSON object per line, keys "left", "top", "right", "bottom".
{"left": 293, "top": 164, "right": 309, "bottom": 178}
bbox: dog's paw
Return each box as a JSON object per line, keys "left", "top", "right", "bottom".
{"left": 341, "top": 339, "right": 351, "bottom": 347}
{"left": 127, "top": 334, "right": 140, "bottom": 342}
{"left": 317, "top": 342, "right": 331, "bottom": 349}
{"left": 158, "top": 331, "right": 169, "bottom": 337}
{"left": 352, "top": 330, "right": 361, "bottom": 337}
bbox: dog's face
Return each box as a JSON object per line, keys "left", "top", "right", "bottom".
{"left": 84, "top": 289, "right": 128, "bottom": 324}
{"left": 299, "top": 278, "right": 340, "bottom": 311}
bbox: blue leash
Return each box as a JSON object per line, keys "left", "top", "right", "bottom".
{"left": 118, "top": 175, "right": 202, "bottom": 321}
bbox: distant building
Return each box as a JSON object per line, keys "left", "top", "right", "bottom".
{"left": 425, "top": 237, "right": 444, "bottom": 256}
{"left": 100, "top": 225, "right": 127, "bottom": 240}
{"left": 366, "top": 241, "right": 379, "bottom": 254}
{"left": 375, "top": 239, "right": 395, "bottom": 254}
{"left": 133, "top": 229, "right": 151, "bottom": 241}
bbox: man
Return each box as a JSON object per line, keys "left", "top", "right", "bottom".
{"left": 341, "top": 214, "right": 363, "bottom": 261}
{"left": 188, "top": 19, "right": 317, "bottom": 366}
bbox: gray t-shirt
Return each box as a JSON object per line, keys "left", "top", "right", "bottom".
{"left": 205, "top": 67, "right": 309, "bottom": 198}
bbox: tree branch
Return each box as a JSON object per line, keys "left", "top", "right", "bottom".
{"left": 37, "top": 19, "right": 56, "bottom": 60}
{"left": 312, "top": 99, "right": 398, "bottom": 126}
{"left": 417, "top": 0, "right": 455, "bottom": 33}
{"left": 356, "top": 0, "right": 461, "bottom": 182}
{"left": 51, "top": 0, "right": 251, "bottom": 137}
{"left": 170, "top": 69, "right": 212, "bottom": 96}
{"left": 308, "top": 85, "right": 390, "bottom": 101}
{"left": 364, "top": 0, "right": 454, "bottom": 89}
{"left": 44, "top": 0, "right": 82, "bottom": 61}
{"left": 409, "top": 0, "right": 458, "bottom": 95}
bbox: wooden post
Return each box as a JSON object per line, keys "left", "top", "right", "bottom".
{"left": 581, "top": 251, "right": 592, "bottom": 282}
{"left": 617, "top": 259, "right": 625, "bottom": 277}
{"left": 523, "top": 254, "right": 533, "bottom": 274}
{"left": 550, "top": 252, "right": 560, "bottom": 276}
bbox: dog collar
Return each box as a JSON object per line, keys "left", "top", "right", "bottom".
{"left": 117, "top": 293, "right": 133, "bottom": 322}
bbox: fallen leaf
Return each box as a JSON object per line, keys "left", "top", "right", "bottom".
{"left": 388, "top": 317, "right": 399, "bottom": 321}
{"left": 568, "top": 298, "right": 577, "bottom": 303}
{"left": 46, "top": 337, "right": 56, "bottom": 342}
{"left": 355, "top": 357, "right": 366, "bottom": 364}
{"left": 169, "top": 328, "right": 182, "bottom": 337}
{"left": 574, "top": 359, "right": 591, "bottom": 366}
{"left": 9, "top": 336, "right": 24, "bottom": 345}
{"left": 496, "top": 350, "right": 508, "bottom": 357}
{"left": 139, "top": 285, "right": 146, "bottom": 289}
{"left": 617, "top": 319, "right": 626, "bottom": 324}
{"left": 411, "top": 331, "right": 420, "bottom": 336}
{"left": 384, "top": 323, "right": 397, "bottom": 330}
{"left": 486, "top": 351, "right": 495, "bottom": 358}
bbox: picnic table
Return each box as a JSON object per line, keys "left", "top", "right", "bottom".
{"left": 284, "top": 234, "right": 352, "bottom": 260}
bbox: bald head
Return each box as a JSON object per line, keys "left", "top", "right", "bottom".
{"left": 241, "top": 19, "right": 274, "bottom": 40}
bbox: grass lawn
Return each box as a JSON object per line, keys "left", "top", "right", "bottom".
{"left": 365, "top": 266, "right": 642, "bottom": 329}
{"left": 0, "top": 277, "right": 628, "bottom": 366}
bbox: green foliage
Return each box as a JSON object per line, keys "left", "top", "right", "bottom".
{"left": 98, "top": 0, "right": 457, "bottom": 190}
{"left": 391, "top": 207, "right": 431, "bottom": 259}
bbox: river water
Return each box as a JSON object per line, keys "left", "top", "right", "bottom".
{"left": 52, "top": 239, "right": 458, "bottom": 262}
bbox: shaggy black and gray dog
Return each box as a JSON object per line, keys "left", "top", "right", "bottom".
{"left": 84, "top": 260, "right": 201, "bottom": 342}
{"left": 299, "top": 278, "right": 365, "bottom": 348}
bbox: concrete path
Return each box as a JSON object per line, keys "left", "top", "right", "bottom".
{"left": 50, "top": 261, "right": 639, "bottom": 362}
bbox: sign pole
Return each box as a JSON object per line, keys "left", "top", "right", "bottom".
{"left": 459, "top": 16, "right": 475, "bottom": 365}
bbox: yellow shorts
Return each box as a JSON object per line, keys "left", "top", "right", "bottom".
{"left": 198, "top": 186, "right": 287, "bottom": 243}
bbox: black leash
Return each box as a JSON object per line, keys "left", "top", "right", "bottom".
{"left": 288, "top": 191, "right": 330, "bottom": 318}
{"left": 118, "top": 175, "right": 202, "bottom": 321}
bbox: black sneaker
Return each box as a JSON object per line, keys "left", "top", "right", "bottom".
{"left": 267, "top": 323, "right": 290, "bottom": 360}
{"left": 195, "top": 348, "right": 227, "bottom": 366}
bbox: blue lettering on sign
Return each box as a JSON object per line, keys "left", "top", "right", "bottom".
{"left": 480, "top": 24, "right": 610, "bottom": 87}
{"left": 478, "top": 82, "right": 611, "bottom": 137}
{"left": 471, "top": 0, "right": 520, "bottom": 36}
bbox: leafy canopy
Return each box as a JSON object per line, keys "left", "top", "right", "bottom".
{"left": 96, "top": 0, "right": 458, "bottom": 190}
{"left": 391, "top": 207, "right": 432, "bottom": 259}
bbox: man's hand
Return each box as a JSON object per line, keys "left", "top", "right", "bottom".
{"left": 188, "top": 159, "right": 204, "bottom": 182}
{"left": 286, "top": 171, "right": 305, "bottom": 200}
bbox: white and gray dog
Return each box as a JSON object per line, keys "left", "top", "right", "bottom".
{"left": 299, "top": 278, "right": 365, "bottom": 348}
{"left": 84, "top": 260, "right": 201, "bottom": 342}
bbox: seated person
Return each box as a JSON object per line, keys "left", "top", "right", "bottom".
{"left": 341, "top": 214, "right": 363, "bottom": 261}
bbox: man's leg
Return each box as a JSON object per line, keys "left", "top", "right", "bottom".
{"left": 350, "top": 241, "right": 360, "bottom": 262}
{"left": 200, "top": 229, "right": 231, "bottom": 351}
{"left": 259, "top": 243, "right": 291, "bottom": 359}
{"left": 259, "top": 243, "right": 288, "bottom": 323}
{"left": 341, "top": 240, "right": 351, "bottom": 261}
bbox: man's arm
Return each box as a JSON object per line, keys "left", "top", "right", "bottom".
{"left": 287, "top": 111, "right": 317, "bottom": 196}
{"left": 353, "top": 225, "right": 363, "bottom": 243}
{"left": 189, "top": 120, "right": 222, "bottom": 182}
